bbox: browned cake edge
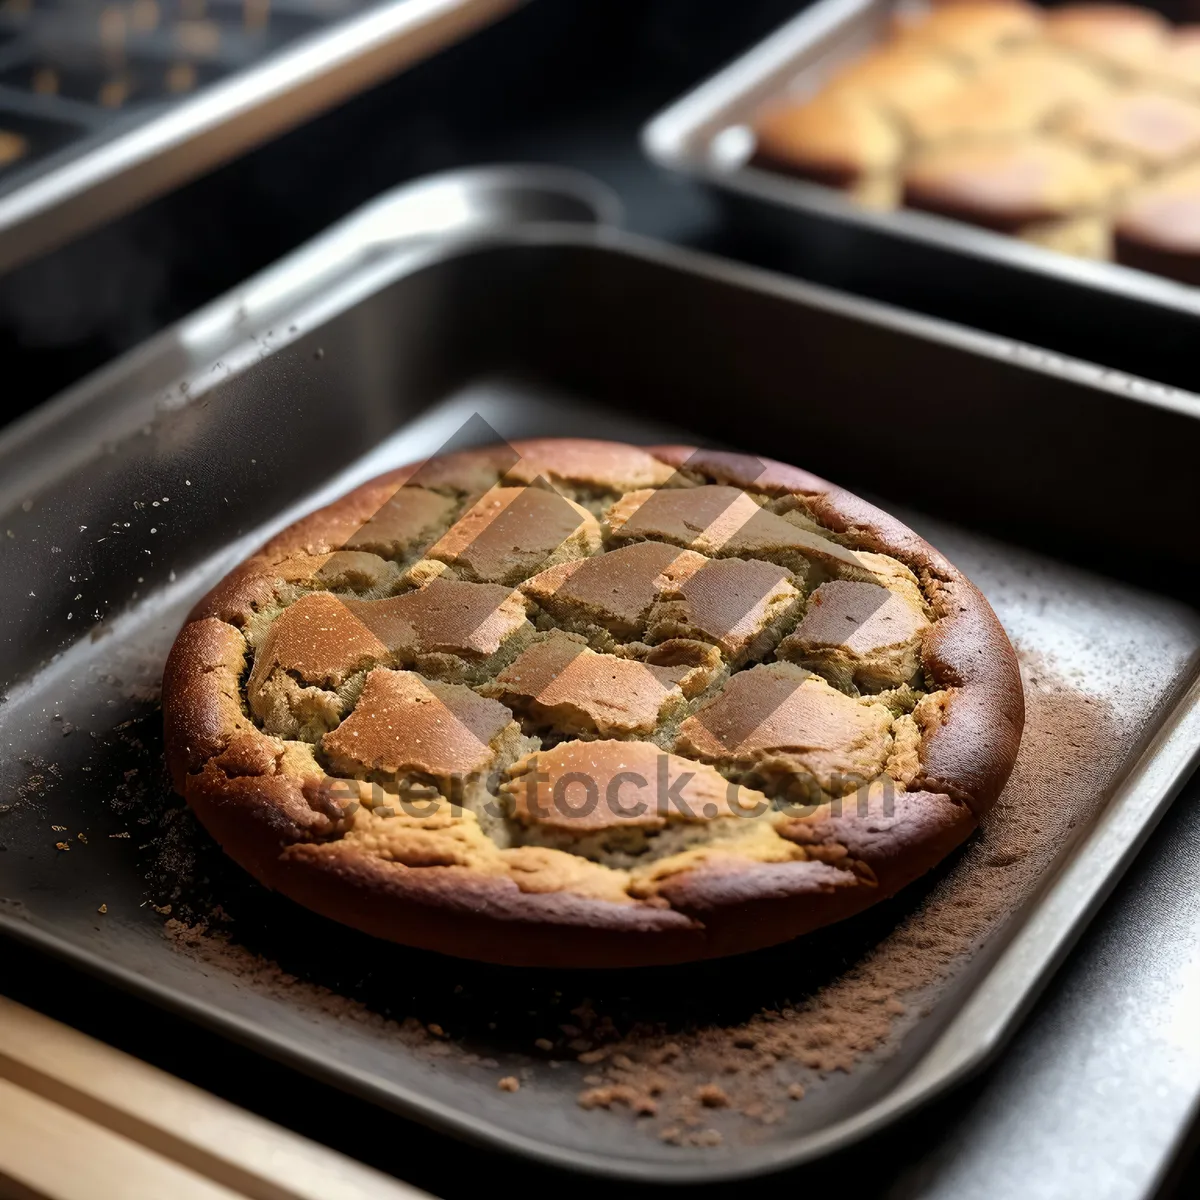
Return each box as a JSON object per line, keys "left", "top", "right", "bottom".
{"left": 162, "top": 439, "right": 1024, "bottom": 968}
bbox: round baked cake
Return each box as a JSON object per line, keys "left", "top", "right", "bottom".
{"left": 163, "top": 439, "right": 1024, "bottom": 967}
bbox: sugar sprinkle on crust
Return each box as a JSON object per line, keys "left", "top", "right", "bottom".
{"left": 163, "top": 439, "right": 1023, "bottom": 967}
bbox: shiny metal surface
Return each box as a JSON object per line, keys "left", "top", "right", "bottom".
{"left": 0, "top": 161, "right": 621, "bottom": 510}
{"left": 0, "top": 0, "right": 521, "bottom": 273}
{"left": 1, "top": 169, "right": 1198, "bottom": 1185}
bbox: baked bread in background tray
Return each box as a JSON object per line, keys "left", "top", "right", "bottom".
{"left": 752, "top": 1, "right": 1200, "bottom": 284}
{"left": 162, "top": 438, "right": 1023, "bottom": 969}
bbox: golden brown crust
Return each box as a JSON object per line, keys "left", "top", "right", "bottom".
{"left": 266, "top": 845, "right": 709, "bottom": 969}
{"left": 647, "top": 446, "right": 1025, "bottom": 820}
{"left": 1054, "top": 88, "right": 1200, "bottom": 168}
{"left": 826, "top": 43, "right": 967, "bottom": 122}
{"left": 777, "top": 786, "right": 977, "bottom": 894}
{"left": 673, "top": 664, "right": 895, "bottom": 794}
{"left": 426, "top": 487, "right": 600, "bottom": 583}
{"left": 1160, "top": 27, "right": 1200, "bottom": 95}
{"left": 502, "top": 740, "right": 764, "bottom": 833}
{"left": 499, "top": 437, "right": 677, "bottom": 492}
{"left": 658, "top": 787, "right": 976, "bottom": 958}
{"left": 163, "top": 617, "right": 257, "bottom": 792}
{"left": 752, "top": 90, "right": 904, "bottom": 192}
{"left": 521, "top": 540, "right": 707, "bottom": 640}
{"left": 903, "top": 46, "right": 1112, "bottom": 144}
{"left": 322, "top": 669, "right": 517, "bottom": 779}
{"left": 777, "top": 578, "right": 930, "bottom": 693}
{"left": 1114, "top": 161, "right": 1200, "bottom": 282}
{"left": 164, "top": 438, "right": 1024, "bottom": 967}
{"left": 893, "top": 0, "right": 1044, "bottom": 67}
{"left": 487, "top": 634, "right": 691, "bottom": 738}
{"left": 1045, "top": 3, "right": 1170, "bottom": 74}
{"left": 902, "top": 136, "right": 1130, "bottom": 232}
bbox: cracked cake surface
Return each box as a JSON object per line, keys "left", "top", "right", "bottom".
{"left": 163, "top": 438, "right": 1024, "bottom": 968}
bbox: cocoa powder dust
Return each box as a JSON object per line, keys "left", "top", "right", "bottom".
{"left": 157, "top": 654, "right": 1133, "bottom": 1149}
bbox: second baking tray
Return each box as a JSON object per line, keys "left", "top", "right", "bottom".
{"left": 1, "top": 167, "right": 1200, "bottom": 1183}
{"left": 643, "top": 0, "right": 1200, "bottom": 392}
{"left": 0, "top": 0, "right": 521, "bottom": 273}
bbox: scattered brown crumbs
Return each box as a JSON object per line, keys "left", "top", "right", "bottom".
{"left": 54, "top": 841, "right": 69, "bottom": 851}
{"left": 77, "top": 833, "right": 88, "bottom": 844}
{"left": 98, "top": 904, "right": 108, "bottom": 915}
{"left": 109, "top": 832, "right": 130, "bottom": 838}
{"left": 579, "top": 1084, "right": 644, "bottom": 1110}
{"left": 541, "top": 666, "right": 1133, "bottom": 1136}
{"left": 51, "top": 825, "right": 66, "bottom": 832}
{"left": 697, "top": 1084, "right": 730, "bottom": 1108}
{"left": 661, "top": 1126, "right": 723, "bottom": 1147}
{"left": 152, "top": 660, "right": 1139, "bottom": 1153}
{"left": 153, "top": 904, "right": 172, "bottom": 915}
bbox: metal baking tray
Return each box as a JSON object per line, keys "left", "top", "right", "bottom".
{"left": 643, "top": 0, "right": 1200, "bottom": 390}
{"left": 0, "top": 0, "right": 520, "bottom": 273}
{"left": 2, "top": 165, "right": 1199, "bottom": 1184}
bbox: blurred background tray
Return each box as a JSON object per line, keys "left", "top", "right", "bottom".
{"left": 0, "top": 0, "right": 520, "bottom": 272}
{"left": 0, "top": 0, "right": 808, "bottom": 423}
{"left": 644, "top": 0, "right": 1200, "bottom": 392}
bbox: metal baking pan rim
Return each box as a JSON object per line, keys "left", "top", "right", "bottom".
{"left": 641, "top": 0, "right": 1200, "bottom": 322}
{"left": 3, "top": 214, "right": 1198, "bottom": 519}
{"left": 4, "top": 173, "right": 1200, "bottom": 1175}
{"left": 0, "top": 0, "right": 523, "bottom": 274}
{"left": 0, "top": 163, "right": 624, "bottom": 515}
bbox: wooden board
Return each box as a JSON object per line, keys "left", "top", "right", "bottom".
{"left": 0, "top": 997, "right": 432, "bottom": 1200}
